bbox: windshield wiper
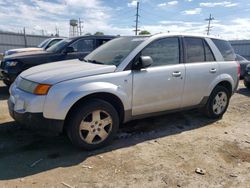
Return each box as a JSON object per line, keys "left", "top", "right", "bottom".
{"left": 84, "top": 59, "right": 104, "bottom": 65}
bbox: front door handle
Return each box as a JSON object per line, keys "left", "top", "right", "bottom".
{"left": 172, "top": 71, "right": 181, "bottom": 77}
{"left": 210, "top": 68, "right": 217, "bottom": 73}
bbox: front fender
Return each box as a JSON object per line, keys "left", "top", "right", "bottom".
{"left": 43, "top": 81, "right": 131, "bottom": 120}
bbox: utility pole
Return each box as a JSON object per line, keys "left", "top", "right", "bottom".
{"left": 134, "top": 1, "right": 140, "bottom": 35}
{"left": 55, "top": 26, "right": 59, "bottom": 36}
{"left": 205, "top": 14, "right": 214, "bottom": 35}
{"left": 23, "top": 27, "right": 27, "bottom": 47}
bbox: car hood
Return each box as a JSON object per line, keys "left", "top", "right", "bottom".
{"left": 7, "top": 47, "right": 43, "bottom": 54}
{"left": 4, "top": 50, "right": 50, "bottom": 60}
{"left": 20, "top": 59, "right": 117, "bottom": 85}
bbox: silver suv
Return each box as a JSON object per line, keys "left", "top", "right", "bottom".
{"left": 8, "top": 33, "right": 239, "bottom": 150}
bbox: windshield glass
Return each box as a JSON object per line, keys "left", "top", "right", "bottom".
{"left": 84, "top": 36, "right": 148, "bottom": 66}
{"left": 46, "top": 38, "right": 73, "bottom": 53}
{"left": 38, "top": 38, "right": 50, "bottom": 48}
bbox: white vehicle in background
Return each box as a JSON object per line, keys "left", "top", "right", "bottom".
{"left": 8, "top": 33, "right": 239, "bottom": 150}
{"left": 4, "top": 37, "right": 64, "bottom": 56}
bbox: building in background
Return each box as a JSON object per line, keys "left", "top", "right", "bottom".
{"left": 0, "top": 31, "right": 50, "bottom": 54}
{"left": 230, "top": 40, "right": 250, "bottom": 60}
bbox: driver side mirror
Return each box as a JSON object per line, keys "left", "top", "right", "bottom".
{"left": 63, "top": 46, "right": 75, "bottom": 54}
{"left": 133, "top": 56, "right": 153, "bottom": 70}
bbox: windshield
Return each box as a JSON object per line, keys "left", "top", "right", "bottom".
{"left": 46, "top": 38, "right": 73, "bottom": 53}
{"left": 37, "top": 38, "right": 50, "bottom": 48}
{"left": 84, "top": 36, "right": 148, "bottom": 66}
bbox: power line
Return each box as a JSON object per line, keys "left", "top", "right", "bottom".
{"left": 205, "top": 14, "right": 214, "bottom": 35}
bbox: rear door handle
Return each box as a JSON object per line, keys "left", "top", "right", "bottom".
{"left": 172, "top": 71, "right": 181, "bottom": 77}
{"left": 210, "top": 68, "right": 217, "bottom": 73}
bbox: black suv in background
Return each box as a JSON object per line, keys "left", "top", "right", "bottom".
{"left": 244, "top": 64, "right": 250, "bottom": 89}
{"left": 0, "top": 35, "right": 115, "bottom": 86}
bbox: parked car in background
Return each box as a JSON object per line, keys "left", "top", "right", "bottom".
{"left": 8, "top": 33, "right": 239, "bottom": 150}
{"left": 244, "top": 64, "right": 250, "bottom": 89}
{"left": 0, "top": 35, "right": 115, "bottom": 86}
{"left": 4, "top": 37, "right": 64, "bottom": 56}
{"left": 235, "top": 54, "right": 250, "bottom": 79}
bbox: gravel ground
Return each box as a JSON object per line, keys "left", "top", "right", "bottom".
{"left": 0, "top": 80, "right": 249, "bottom": 188}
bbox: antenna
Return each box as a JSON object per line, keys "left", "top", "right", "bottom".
{"left": 205, "top": 14, "right": 214, "bottom": 35}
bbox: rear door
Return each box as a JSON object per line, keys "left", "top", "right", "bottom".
{"left": 132, "top": 37, "right": 185, "bottom": 116}
{"left": 181, "top": 37, "right": 218, "bottom": 107}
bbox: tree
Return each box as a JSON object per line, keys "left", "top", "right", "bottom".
{"left": 139, "top": 30, "right": 151, "bottom": 35}
{"left": 94, "top": 32, "right": 104, "bottom": 36}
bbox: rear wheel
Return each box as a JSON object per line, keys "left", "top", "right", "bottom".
{"left": 244, "top": 79, "right": 250, "bottom": 89}
{"left": 203, "top": 86, "right": 230, "bottom": 119}
{"left": 66, "top": 99, "right": 119, "bottom": 150}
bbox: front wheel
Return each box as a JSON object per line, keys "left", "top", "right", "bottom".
{"left": 66, "top": 99, "right": 119, "bottom": 150}
{"left": 244, "top": 79, "right": 250, "bottom": 89}
{"left": 203, "top": 86, "right": 230, "bottom": 119}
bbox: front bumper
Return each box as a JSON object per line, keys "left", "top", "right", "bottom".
{"left": 244, "top": 74, "right": 250, "bottom": 82}
{"left": 0, "top": 68, "right": 17, "bottom": 82}
{"left": 8, "top": 99, "right": 64, "bottom": 133}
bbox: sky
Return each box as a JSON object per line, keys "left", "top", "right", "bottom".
{"left": 0, "top": 0, "right": 249, "bottom": 39}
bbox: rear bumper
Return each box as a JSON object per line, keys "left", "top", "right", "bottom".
{"left": 8, "top": 99, "right": 64, "bottom": 133}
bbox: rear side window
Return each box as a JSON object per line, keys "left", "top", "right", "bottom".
{"left": 204, "top": 41, "right": 215, "bottom": 61}
{"left": 212, "top": 39, "right": 235, "bottom": 61}
{"left": 185, "top": 37, "right": 205, "bottom": 63}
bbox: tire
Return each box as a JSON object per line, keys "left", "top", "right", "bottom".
{"left": 3, "top": 80, "right": 11, "bottom": 87}
{"left": 66, "top": 99, "right": 119, "bottom": 150}
{"left": 203, "top": 86, "right": 230, "bottom": 119}
{"left": 244, "top": 79, "right": 250, "bottom": 89}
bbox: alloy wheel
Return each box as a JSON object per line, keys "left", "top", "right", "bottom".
{"left": 79, "top": 110, "right": 113, "bottom": 144}
{"left": 212, "top": 91, "right": 228, "bottom": 115}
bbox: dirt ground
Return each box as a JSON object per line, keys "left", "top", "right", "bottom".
{"left": 0, "top": 80, "right": 249, "bottom": 188}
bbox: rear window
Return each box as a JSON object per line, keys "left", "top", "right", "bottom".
{"left": 212, "top": 39, "right": 235, "bottom": 61}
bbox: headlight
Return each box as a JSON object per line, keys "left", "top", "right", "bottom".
{"left": 6, "top": 61, "right": 18, "bottom": 67}
{"left": 18, "top": 78, "right": 51, "bottom": 95}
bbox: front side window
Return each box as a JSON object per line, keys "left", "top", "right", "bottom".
{"left": 70, "top": 39, "right": 94, "bottom": 52}
{"left": 141, "top": 37, "right": 180, "bottom": 67}
{"left": 185, "top": 37, "right": 205, "bottom": 63}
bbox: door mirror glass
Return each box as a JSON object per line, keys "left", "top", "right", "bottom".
{"left": 64, "top": 46, "right": 75, "bottom": 54}
{"left": 133, "top": 56, "right": 153, "bottom": 70}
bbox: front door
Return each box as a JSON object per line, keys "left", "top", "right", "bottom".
{"left": 132, "top": 37, "right": 185, "bottom": 116}
{"left": 66, "top": 39, "right": 94, "bottom": 60}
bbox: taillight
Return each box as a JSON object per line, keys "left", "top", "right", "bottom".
{"left": 237, "top": 61, "right": 241, "bottom": 78}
